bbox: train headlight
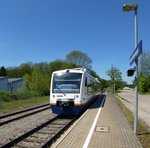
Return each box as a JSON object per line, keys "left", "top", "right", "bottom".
{"left": 53, "top": 95, "right": 55, "bottom": 98}
{"left": 76, "top": 95, "right": 79, "bottom": 98}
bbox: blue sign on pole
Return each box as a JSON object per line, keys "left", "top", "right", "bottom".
{"left": 130, "top": 40, "right": 142, "bottom": 66}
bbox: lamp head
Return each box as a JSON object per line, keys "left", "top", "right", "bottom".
{"left": 122, "top": 4, "right": 138, "bottom": 12}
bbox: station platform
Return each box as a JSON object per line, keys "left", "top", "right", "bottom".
{"left": 52, "top": 93, "right": 142, "bottom": 148}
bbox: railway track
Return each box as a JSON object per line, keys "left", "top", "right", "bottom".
{"left": 1, "top": 115, "right": 76, "bottom": 148}
{"left": 0, "top": 103, "right": 50, "bottom": 126}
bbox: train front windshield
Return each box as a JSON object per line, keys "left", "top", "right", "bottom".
{"left": 52, "top": 73, "right": 82, "bottom": 94}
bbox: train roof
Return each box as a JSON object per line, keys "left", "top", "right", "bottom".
{"left": 52, "top": 68, "right": 100, "bottom": 83}
{"left": 52, "top": 68, "right": 86, "bottom": 74}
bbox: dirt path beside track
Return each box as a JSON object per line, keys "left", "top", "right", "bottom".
{"left": 117, "top": 87, "right": 150, "bottom": 129}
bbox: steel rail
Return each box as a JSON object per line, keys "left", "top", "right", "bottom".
{"left": 41, "top": 117, "right": 77, "bottom": 148}
{"left": 0, "top": 106, "right": 50, "bottom": 126}
{"left": 1, "top": 115, "right": 59, "bottom": 148}
{"left": 1, "top": 94, "right": 103, "bottom": 147}
{"left": 0, "top": 103, "right": 49, "bottom": 119}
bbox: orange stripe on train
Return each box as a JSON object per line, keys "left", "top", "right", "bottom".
{"left": 50, "top": 102, "right": 56, "bottom": 106}
{"left": 50, "top": 102, "right": 87, "bottom": 106}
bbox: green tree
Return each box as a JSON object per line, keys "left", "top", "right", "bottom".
{"left": 139, "top": 51, "right": 150, "bottom": 77}
{"left": 48, "top": 60, "right": 77, "bottom": 74}
{"left": 20, "top": 63, "right": 32, "bottom": 76}
{"left": 138, "top": 51, "right": 150, "bottom": 93}
{"left": 29, "top": 65, "right": 50, "bottom": 95}
{"left": 6, "top": 67, "right": 21, "bottom": 77}
{"left": 106, "top": 65, "right": 123, "bottom": 91}
{"left": 100, "top": 79, "right": 109, "bottom": 89}
{"left": 106, "top": 65, "right": 122, "bottom": 82}
{"left": 138, "top": 76, "right": 150, "bottom": 93}
{"left": 24, "top": 74, "right": 31, "bottom": 91}
{"left": 65, "top": 50, "right": 92, "bottom": 69}
{"left": 0, "top": 66, "right": 7, "bottom": 76}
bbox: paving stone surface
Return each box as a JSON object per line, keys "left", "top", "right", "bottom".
{"left": 55, "top": 93, "right": 142, "bottom": 148}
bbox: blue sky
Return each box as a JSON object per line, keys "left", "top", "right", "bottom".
{"left": 0, "top": 0, "right": 149, "bottom": 84}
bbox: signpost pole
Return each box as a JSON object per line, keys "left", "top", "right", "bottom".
{"left": 134, "top": 8, "right": 138, "bottom": 134}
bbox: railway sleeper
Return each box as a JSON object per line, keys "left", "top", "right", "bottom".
{"left": 32, "top": 133, "right": 49, "bottom": 138}
{"left": 42, "top": 127, "right": 61, "bottom": 132}
{"left": 23, "top": 138, "right": 46, "bottom": 144}
{"left": 47, "top": 124, "right": 65, "bottom": 128}
{"left": 37, "top": 130, "right": 57, "bottom": 135}
{"left": 16, "top": 141, "right": 42, "bottom": 148}
{"left": 52, "top": 121, "right": 70, "bottom": 125}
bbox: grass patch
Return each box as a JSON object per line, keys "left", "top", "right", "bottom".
{"left": 115, "top": 95, "right": 150, "bottom": 148}
{"left": 0, "top": 96, "right": 49, "bottom": 115}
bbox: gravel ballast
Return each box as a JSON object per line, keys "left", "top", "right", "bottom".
{"left": 0, "top": 109, "right": 55, "bottom": 146}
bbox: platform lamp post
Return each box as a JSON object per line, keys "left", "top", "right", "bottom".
{"left": 122, "top": 3, "right": 138, "bottom": 134}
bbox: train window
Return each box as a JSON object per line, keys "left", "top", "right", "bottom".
{"left": 52, "top": 73, "right": 82, "bottom": 93}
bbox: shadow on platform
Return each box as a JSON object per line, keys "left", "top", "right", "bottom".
{"left": 89, "top": 94, "right": 107, "bottom": 110}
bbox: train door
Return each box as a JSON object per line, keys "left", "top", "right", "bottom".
{"left": 84, "top": 77, "right": 88, "bottom": 101}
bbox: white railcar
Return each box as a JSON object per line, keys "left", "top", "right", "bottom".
{"left": 50, "top": 68, "right": 100, "bottom": 115}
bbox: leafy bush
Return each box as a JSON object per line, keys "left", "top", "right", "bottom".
{"left": 139, "top": 76, "right": 150, "bottom": 93}
{"left": 0, "top": 91, "right": 41, "bottom": 102}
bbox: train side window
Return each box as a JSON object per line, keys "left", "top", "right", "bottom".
{"left": 85, "top": 77, "right": 87, "bottom": 87}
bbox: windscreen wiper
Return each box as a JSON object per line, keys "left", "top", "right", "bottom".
{"left": 57, "top": 86, "right": 66, "bottom": 96}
